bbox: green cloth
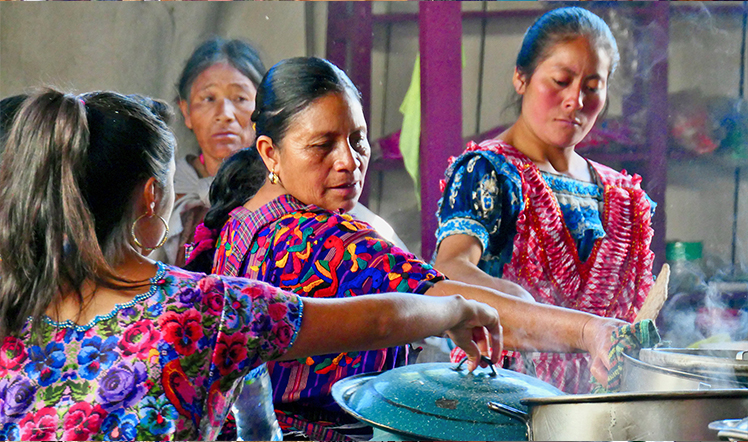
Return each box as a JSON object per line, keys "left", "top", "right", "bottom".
{"left": 592, "top": 319, "right": 661, "bottom": 393}
{"left": 398, "top": 54, "right": 422, "bottom": 207}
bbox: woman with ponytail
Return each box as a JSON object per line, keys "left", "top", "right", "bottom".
{"left": 188, "top": 56, "right": 629, "bottom": 442}
{"left": 0, "top": 88, "right": 503, "bottom": 441}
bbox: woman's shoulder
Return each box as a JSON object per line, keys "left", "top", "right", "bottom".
{"left": 441, "top": 139, "right": 523, "bottom": 193}
{"left": 450, "top": 139, "right": 523, "bottom": 173}
{"left": 174, "top": 155, "right": 213, "bottom": 194}
{"left": 587, "top": 159, "right": 644, "bottom": 189}
{"left": 158, "top": 262, "right": 295, "bottom": 301}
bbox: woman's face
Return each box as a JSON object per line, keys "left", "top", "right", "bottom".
{"left": 273, "top": 91, "right": 370, "bottom": 213}
{"left": 515, "top": 36, "right": 610, "bottom": 149}
{"left": 180, "top": 62, "right": 257, "bottom": 170}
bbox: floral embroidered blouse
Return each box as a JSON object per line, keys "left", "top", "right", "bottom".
{"left": 0, "top": 263, "right": 303, "bottom": 441}
{"left": 212, "top": 194, "right": 444, "bottom": 411}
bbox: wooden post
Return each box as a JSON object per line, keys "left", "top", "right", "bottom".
{"left": 645, "top": 2, "right": 669, "bottom": 271}
{"left": 419, "top": 2, "right": 463, "bottom": 259}
{"left": 326, "top": 3, "right": 373, "bottom": 205}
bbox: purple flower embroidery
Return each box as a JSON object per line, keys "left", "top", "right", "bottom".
{"left": 0, "top": 376, "right": 37, "bottom": 423}
{"left": 178, "top": 287, "right": 202, "bottom": 305}
{"left": 96, "top": 361, "right": 148, "bottom": 412}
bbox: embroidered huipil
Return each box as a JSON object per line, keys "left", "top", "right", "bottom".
{"left": 0, "top": 263, "right": 302, "bottom": 441}
{"left": 437, "top": 140, "right": 655, "bottom": 394}
{"left": 212, "top": 195, "right": 443, "bottom": 411}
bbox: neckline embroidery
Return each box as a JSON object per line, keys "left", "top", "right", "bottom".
{"left": 39, "top": 261, "right": 168, "bottom": 332}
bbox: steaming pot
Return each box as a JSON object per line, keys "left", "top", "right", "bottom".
{"left": 621, "top": 347, "right": 748, "bottom": 391}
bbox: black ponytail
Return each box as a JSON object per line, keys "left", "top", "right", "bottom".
{"left": 0, "top": 88, "right": 175, "bottom": 340}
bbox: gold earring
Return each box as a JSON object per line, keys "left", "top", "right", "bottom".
{"left": 131, "top": 214, "right": 169, "bottom": 252}
{"left": 268, "top": 170, "right": 280, "bottom": 185}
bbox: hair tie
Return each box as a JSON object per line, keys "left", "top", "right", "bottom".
{"left": 77, "top": 96, "right": 86, "bottom": 106}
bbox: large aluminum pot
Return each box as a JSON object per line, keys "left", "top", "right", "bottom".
{"left": 490, "top": 389, "right": 748, "bottom": 441}
{"left": 621, "top": 348, "right": 748, "bottom": 392}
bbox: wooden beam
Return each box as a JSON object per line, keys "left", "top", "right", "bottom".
{"left": 419, "top": 2, "right": 463, "bottom": 259}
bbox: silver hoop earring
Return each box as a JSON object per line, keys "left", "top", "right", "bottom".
{"left": 268, "top": 170, "right": 281, "bottom": 185}
{"left": 131, "top": 214, "right": 169, "bottom": 251}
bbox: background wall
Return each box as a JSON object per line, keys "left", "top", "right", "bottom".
{"left": 1, "top": 2, "right": 747, "bottom": 275}
{"left": 0, "top": 2, "right": 312, "bottom": 157}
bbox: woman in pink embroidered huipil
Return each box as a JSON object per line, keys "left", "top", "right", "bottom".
{"left": 435, "top": 7, "right": 656, "bottom": 394}
{"left": 0, "top": 89, "right": 504, "bottom": 441}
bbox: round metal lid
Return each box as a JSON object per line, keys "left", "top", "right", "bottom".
{"left": 331, "top": 362, "right": 564, "bottom": 441}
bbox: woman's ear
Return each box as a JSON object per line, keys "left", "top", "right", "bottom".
{"left": 178, "top": 100, "right": 192, "bottom": 131}
{"left": 513, "top": 68, "right": 528, "bottom": 95}
{"left": 140, "top": 177, "right": 160, "bottom": 216}
{"left": 255, "top": 135, "right": 279, "bottom": 173}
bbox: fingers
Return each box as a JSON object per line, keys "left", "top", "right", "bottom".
{"left": 590, "top": 355, "right": 608, "bottom": 388}
{"left": 487, "top": 322, "right": 503, "bottom": 366}
{"left": 447, "top": 329, "right": 481, "bottom": 371}
{"left": 447, "top": 299, "right": 502, "bottom": 372}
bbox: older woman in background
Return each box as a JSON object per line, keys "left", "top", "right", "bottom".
{"left": 153, "top": 37, "right": 265, "bottom": 267}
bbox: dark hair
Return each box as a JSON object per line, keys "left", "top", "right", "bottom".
{"left": 517, "top": 6, "right": 619, "bottom": 79}
{"left": 0, "top": 88, "right": 176, "bottom": 339}
{"left": 185, "top": 57, "right": 360, "bottom": 272}
{"left": 128, "top": 94, "right": 175, "bottom": 126}
{"left": 510, "top": 6, "right": 619, "bottom": 116}
{"left": 176, "top": 37, "right": 266, "bottom": 103}
{"left": 0, "top": 94, "right": 28, "bottom": 149}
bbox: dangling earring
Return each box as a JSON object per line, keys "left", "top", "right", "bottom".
{"left": 268, "top": 169, "right": 281, "bottom": 185}
{"left": 131, "top": 214, "right": 169, "bottom": 252}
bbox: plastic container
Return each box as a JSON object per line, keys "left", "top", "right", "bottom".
{"left": 666, "top": 241, "right": 707, "bottom": 294}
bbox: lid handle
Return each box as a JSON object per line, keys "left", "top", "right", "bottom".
{"left": 454, "top": 356, "right": 497, "bottom": 376}
{"left": 487, "top": 401, "right": 530, "bottom": 423}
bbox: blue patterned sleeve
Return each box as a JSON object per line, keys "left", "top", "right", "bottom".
{"left": 436, "top": 153, "right": 522, "bottom": 258}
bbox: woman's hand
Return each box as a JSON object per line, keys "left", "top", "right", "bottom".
{"left": 445, "top": 297, "right": 503, "bottom": 372}
{"left": 582, "top": 317, "right": 626, "bottom": 387}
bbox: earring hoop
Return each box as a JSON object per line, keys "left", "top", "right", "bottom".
{"left": 268, "top": 170, "right": 281, "bottom": 185}
{"left": 131, "top": 214, "right": 169, "bottom": 251}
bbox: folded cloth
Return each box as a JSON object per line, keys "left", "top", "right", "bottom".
{"left": 592, "top": 319, "right": 661, "bottom": 393}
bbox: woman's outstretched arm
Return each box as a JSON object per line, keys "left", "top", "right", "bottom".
{"left": 280, "top": 293, "right": 503, "bottom": 372}
{"left": 426, "top": 279, "right": 624, "bottom": 384}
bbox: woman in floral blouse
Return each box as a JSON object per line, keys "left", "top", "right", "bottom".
{"left": 0, "top": 89, "right": 502, "bottom": 441}
{"left": 187, "top": 56, "right": 628, "bottom": 441}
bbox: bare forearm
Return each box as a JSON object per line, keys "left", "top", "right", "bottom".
{"left": 429, "top": 280, "right": 599, "bottom": 352}
{"left": 435, "top": 256, "right": 535, "bottom": 301}
{"left": 279, "top": 293, "right": 492, "bottom": 361}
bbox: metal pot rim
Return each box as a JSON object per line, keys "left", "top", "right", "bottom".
{"left": 622, "top": 351, "right": 747, "bottom": 386}
{"left": 523, "top": 388, "right": 748, "bottom": 405}
{"left": 640, "top": 348, "right": 748, "bottom": 375}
